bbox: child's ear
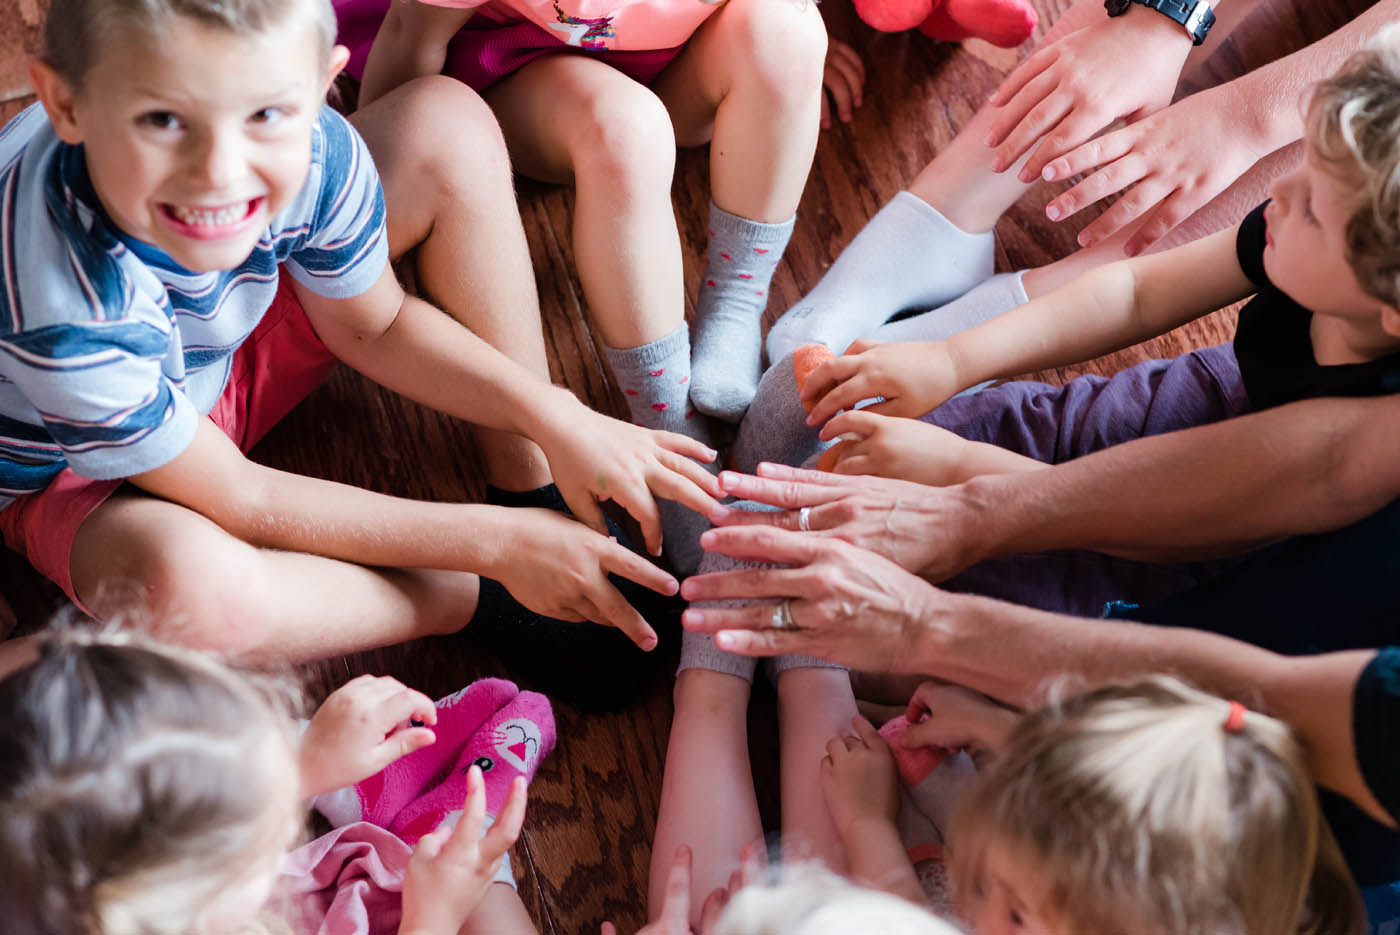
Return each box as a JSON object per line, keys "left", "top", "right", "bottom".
{"left": 27, "top": 58, "right": 83, "bottom": 144}
{"left": 322, "top": 44, "right": 351, "bottom": 97}
{"left": 1381, "top": 302, "right": 1400, "bottom": 340}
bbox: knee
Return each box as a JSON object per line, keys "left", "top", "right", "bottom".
{"left": 120, "top": 538, "right": 278, "bottom": 659}
{"left": 721, "top": 0, "right": 827, "bottom": 102}
{"left": 388, "top": 75, "right": 513, "bottom": 202}
{"left": 565, "top": 87, "right": 676, "bottom": 195}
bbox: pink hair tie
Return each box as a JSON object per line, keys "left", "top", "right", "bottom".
{"left": 1224, "top": 701, "right": 1248, "bottom": 733}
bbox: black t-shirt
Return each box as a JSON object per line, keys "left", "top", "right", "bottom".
{"left": 1232, "top": 201, "right": 1400, "bottom": 410}
{"left": 1356, "top": 648, "right": 1400, "bottom": 832}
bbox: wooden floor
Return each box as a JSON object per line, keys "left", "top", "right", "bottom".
{"left": 0, "top": 0, "right": 1374, "bottom": 930}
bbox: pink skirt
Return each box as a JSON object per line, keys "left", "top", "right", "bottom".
{"left": 335, "top": 1, "right": 686, "bottom": 92}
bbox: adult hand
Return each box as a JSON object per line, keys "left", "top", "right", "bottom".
{"left": 710, "top": 464, "right": 988, "bottom": 579}
{"left": 822, "top": 37, "right": 866, "bottom": 128}
{"left": 801, "top": 339, "right": 959, "bottom": 427}
{"left": 400, "top": 767, "right": 527, "bottom": 935}
{"left": 1039, "top": 84, "right": 1269, "bottom": 255}
{"left": 820, "top": 715, "right": 902, "bottom": 841}
{"left": 491, "top": 507, "right": 680, "bottom": 650}
{"left": 818, "top": 410, "right": 973, "bottom": 486}
{"left": 681, "top": 525, "right": 947, "bottom": 673}
{"left": 299, "top": 674, "right": 438, "bottom": 798}
{"left": 984, "top": 6, "right": 1193, "bottom": 181}
{"left": 538, "top": 400, "right": 723, "bottom": 556}
{"left": 902, "top": 682, "right": 1019, "bottom": 755}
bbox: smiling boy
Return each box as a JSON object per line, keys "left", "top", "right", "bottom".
{"left": 0, "top": 0, "right": 723, "bottom": 688}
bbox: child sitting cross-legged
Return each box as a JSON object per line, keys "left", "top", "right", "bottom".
{"left": 0, "top": 0, "right": 727, "bottom": 703}
{"left": 0, "top": 627, "right": 555, "bottom": 935}
{"left": 821, "top": 676, "right": 1367, "bottom": 935}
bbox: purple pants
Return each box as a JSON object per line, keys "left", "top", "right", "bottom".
{"left": 930, "top": 343, "right": 1250, "bottom": 617}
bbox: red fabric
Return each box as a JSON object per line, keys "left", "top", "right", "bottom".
{"left": 0, "top": 276, "right": 336, "bottom": 613}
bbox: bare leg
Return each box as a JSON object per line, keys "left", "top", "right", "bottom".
{"left": 483, "top": 57, "right": 683, "bottom": 350}
{"left": 776, "top": 666, "right": 858, "bottom": 873}
{"left": 459, "top": 883, "right": 536, "bottom": 935}
{"left": 69, "top": 492, "right": 475, "bottom": 664}
{"left": 651, "top": 668, "right": 764, "bottom": 926}
{"left": 653, "top": 0, "right": 827, "bottom": 222}
{"left": 351, "top": 77, "right": 554, "bottom": 490}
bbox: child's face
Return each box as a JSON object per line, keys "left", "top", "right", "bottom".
{"left": 962, "top": 847, "right": 1061, "bottom": 935}
{"left": 34, "top": 13, "right": 343, "bottom": 273}
{"left": 1262, "top": 151, "right": 1396, "bottom": 329}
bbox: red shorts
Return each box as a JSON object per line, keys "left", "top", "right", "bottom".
{"left": 0, "top": 277, "right": 337, "bottom": 614}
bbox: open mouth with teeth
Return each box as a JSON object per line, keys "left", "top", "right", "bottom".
{"left": 159, "top": 196, "right": 265, "bottom": 240}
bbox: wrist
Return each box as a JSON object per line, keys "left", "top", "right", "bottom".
{"left": 1113, "top": 0, "right": 1207, "bottom": 50}
{"left": 518, "top": 384, "right": 584, "bottom": 446}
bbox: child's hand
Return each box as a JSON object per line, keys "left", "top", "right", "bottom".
{"left": 399, "top": 767, "right": 527, "bottom": 935}
{"left": 903, "top": 682, "right": 1019, "bottom": 755}
{"left": 818, "top": 411, "right": 971, "bottom": 485}
{"left": 1039, "top": 84, "right": 1265, "bottom": 255}
{"left": 821, "top": 37, "right": 866, "bottom": 128}
{"left": 491, "top": 506, "right": 681, "bottom": 651}
{"left": 537, "top": 403, "right": 723, "bottom": 557}
{"left": 801, "top": 340, "right": 961, "bottom": 427}
{"left": 984, "top": 7, "right": 1193, "bottom": 181}
{"left": 820, "top": 715, "right": 901, "bottom": 842}
{"left": 299, "top": 675, "right": 438, "bottom": 798}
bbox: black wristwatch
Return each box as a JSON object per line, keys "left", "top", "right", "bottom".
{"left": 1105, "top": 0, "right": 1215, "bottom": 45}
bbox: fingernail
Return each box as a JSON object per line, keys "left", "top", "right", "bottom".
{"left": 1018, "top": 168, "right": 1033, "bottom": 183}
{"left": 682, "top": 609, "right": 702, "bottom": 627}
{"left": 643, "top": 635, "right": 659, "bottom": 651}
{"left": 983, "top": 131, "right": 997, "bottom": 146}
{"left": 1042, "top": 164, "right": 1058, "bottom": 181}
{"left": 1046, "top": 203, "right": 1060, "bottom": 221}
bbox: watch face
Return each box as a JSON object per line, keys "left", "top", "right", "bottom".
{"left": 1104, "top": 0, "right": 1133, "bottom": 15}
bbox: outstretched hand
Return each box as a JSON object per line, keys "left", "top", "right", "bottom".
{"left": 800, "top": 339, "right": 961, "bottom": 427}
{"left": 299, "top": 675, "right": 438, "bottom": 798}
{"left": 984, "top": 7, "right": 1193, "bottom": 182}
{"left": 1039, "top": 83, "right": 1267, "bottom": 255}
{"left": 538, "top": 401, "right": 723, "bottom": 557}
{"left": 399, "top": 767, "right": 527, "bottom": 935}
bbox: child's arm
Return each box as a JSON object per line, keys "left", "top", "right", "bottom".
{"left": 817, "top": 410, "right": 1046, "bottom": 486}
{"left": 801, "top": 224, "right": 1253, "bottom": 425}
{"left": 900, "top": 683, "right": 1019, "bottom": 757}
{"left": 293, "top": 270, "right": 722, "bottom": 557}
{"left": 298, "top": 675, "right": 439, "bottom": 798}
{"left": 132, "top": 419, "right": 673, "bottom": 648}
{"left": 820, "top": 716, "right": 927, "bottom": 905}
{"left": 359, "top": 1, "right": 477, "bottom": 108}
{"left": 400, "top": 767, "right": 530, "bottom": 935}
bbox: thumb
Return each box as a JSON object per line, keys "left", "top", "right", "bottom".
{"left": 376, "top": 727, "right": 436, "bottom": 770}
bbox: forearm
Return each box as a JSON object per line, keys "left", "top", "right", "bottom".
{"left": 839, "top": 819, "right": 928, "bottom": 905}
{"left": 359, "top": 3, "right": 473, "bottom": 108}
{"left": 1227, "top": 0, "right": 1400, "bottom": 159}
{"left": 914, "top": 596, "right": 1390, "bottom": 824}
{"left": 335, "top": 292, "right": 578, "bottom": 446}
{"left": 954, "top": 394, "right": 1400, "bottom": 565}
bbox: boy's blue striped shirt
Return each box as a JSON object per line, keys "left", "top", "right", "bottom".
{"left": 0, "top": 103, "right": 387, "bottom": 509}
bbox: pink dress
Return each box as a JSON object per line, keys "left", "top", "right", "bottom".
{"left": 334, "top": 0, "right": 725, "bottom": 91}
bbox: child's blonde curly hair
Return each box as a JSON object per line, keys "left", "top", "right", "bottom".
{"left": 1308, "top": 27, "right": 1400, "bottom": 310}
{"left": 949, "top": 675, "right": 1365, "bottom": 935}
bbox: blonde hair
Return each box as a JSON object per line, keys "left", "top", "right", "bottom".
{"left": 1307, "top": 27, "right": 1400, "bottom": 308}
{"left": 0, "top": 626, "right": 306, "bottom": 935}
{"left": 949, "top": 675, "right": 1365, "bottom": 935}
{"left": 713, "top": 862, "right": 959, "bottom": 935}
{"left": 42, "top": 0, "right": 338, "bottom": 89}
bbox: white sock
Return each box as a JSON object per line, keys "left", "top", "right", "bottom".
{"left": 765, "top": 192, "right": 994, "bottom": 361}
{"left": 871, "top": 270, "right": 1028, "bottom": 343}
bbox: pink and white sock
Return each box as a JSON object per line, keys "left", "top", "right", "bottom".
{"left": 390, "top": 690, "right": 556, "bottom": 846}
{"left": 312, "top": 678, "right": 520, "bottom": 830}
{"left": 878, "top": 715, "right": 978, "bottom": 862}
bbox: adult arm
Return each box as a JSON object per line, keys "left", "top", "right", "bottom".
{"left": 358, "top": 2, "right": 477, "bottom": 108}
{"left": 679, "top": 529, "right": 1393, "bottom": 826}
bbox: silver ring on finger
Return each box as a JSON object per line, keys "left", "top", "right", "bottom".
{"left": 772, "top": 599, "right": 798, "bottom": 631}
{"left": 798, "top": 506, "right": 812, "bottom": 533}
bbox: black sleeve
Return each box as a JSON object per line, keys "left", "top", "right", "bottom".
{"left": 1354, "top": 648, "right": 1400, "bottom": 826}
{"left": 1235, "top": 201, "right": 1271, "bottom": 289}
